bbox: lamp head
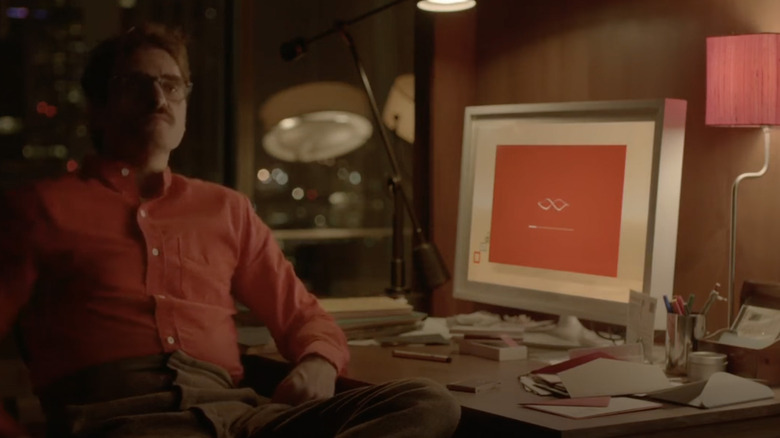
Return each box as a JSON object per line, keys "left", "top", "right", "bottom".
{"left": 259, "top": 82, "right": 373, "bottom": 162}
{"left": 417, "top": 0, "right": 476, "bottom": 12}
{"left": 280, "top": 37, "right": 308, "bottom": 62}
{"left": 706, "top": 33, "right": 780, "bottom": 127}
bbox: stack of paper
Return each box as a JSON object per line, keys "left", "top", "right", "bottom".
{"left": 318, "top": 296, "right": 413, "bottom": 318}
{"left": 520, "top": 397, "right": 662, "bottom": 419}
{"left": 517, "top": 353, "right": 775, "bottom": 419}
{"left": 318, "top": 296, "right": 425, "bottom": 340}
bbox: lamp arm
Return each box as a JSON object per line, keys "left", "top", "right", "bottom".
{"left": 338, "top": 28, "right": 422, "bottom": 239}
{"left": 280, "top": 0, "right": 411, "bottom": 61}
{"left": 338, "top": 26, "right": 451, "bottom": 289}
{"left": 728, "top": 125, "right": 771, "bottom": 327}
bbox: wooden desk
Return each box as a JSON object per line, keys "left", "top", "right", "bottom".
{"left": 245, "top": 345, "right": 780, "bottom": 438}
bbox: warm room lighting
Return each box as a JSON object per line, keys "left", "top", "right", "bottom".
{"left": 706, "top": 33, "right": 780, "bottom": 326}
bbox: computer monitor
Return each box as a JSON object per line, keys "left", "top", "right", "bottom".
{"left": 453, "top": 99, "right": 687, "bottom": 335}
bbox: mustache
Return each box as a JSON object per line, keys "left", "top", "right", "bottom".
{"left": 144, "top": 107, "right": 174, "bottom": 123}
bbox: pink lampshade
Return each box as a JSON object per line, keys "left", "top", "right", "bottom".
{"left": 706, "top": 33, "right": 780, "bottom": 127}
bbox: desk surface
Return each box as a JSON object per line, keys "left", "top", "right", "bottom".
{"left": 250, "top": 345, "right": 780, "bottom": 438}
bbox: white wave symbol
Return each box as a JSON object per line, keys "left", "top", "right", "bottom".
{"left": 537, "top": 198, "right": 569, "bottom": 211}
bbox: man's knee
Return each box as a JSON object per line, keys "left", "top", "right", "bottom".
{"left": 389, "top": 378, "right": 461, "bottom": 431}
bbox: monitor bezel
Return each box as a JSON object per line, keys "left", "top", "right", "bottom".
{"left": 453, "top": 99, "right": 687, "bottom": 330}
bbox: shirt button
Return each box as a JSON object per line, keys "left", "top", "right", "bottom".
{"left": 121, "top": 168, "right": 130, "bottom": 176}
{"left": 152, "top": 248, "right": 160, "bottom": 256}
{"left": 139, "top": 209, "right": 147, "bottom": 218}
{"left": 166, "top": 336, "right": 175, "bottom": 344}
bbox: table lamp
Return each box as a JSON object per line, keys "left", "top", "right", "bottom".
{"left": 706, "top": 33, "right": 780, "bottom": 327}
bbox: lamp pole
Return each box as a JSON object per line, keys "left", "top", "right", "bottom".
{"left": 279, "top": 0, "right": 451, "bottom": 293}
{"left": 339, "top": 26, "right": 450, "bottom": 295}
{"left": 727, "top": 125, "right": 770, "bottom": 327}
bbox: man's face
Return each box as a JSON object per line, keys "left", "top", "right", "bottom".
{"left": 100, "top": 46, "right": 188, "bottom": 163}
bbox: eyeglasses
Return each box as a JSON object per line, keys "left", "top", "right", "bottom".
{"left": 110, "top": 73, "right": 193, "bottom": 102}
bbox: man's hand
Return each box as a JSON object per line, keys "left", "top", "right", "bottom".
{"left": 271, "top": 355, "right": 337, "bottom": 406}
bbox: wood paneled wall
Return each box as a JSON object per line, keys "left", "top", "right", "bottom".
{"left": 428, "top": 0, "right": 780, "bottom": 331}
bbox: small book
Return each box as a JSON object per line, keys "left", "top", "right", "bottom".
{"left": 458, "top": 339, "right": 528, "bottom": 361}
{"left": 446, "top": 378, "right": 501, "bottom": 393}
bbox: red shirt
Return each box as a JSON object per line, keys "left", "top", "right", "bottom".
{"left": 0, "top": 156, "right": 349, "bottom": 389}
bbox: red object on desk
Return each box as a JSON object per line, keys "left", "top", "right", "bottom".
{"left": 528, "top": 351, "right": 616, "bottom": 375}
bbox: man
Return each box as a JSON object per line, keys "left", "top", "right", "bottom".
{"left": 0, "top": 23, "right": 460, "bottom": 438}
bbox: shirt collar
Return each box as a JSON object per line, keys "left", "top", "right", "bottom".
{"left": 81, "top": 154, "right": 172, "bottom": 199}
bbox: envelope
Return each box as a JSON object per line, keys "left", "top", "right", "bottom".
{"left": 645, "top": 372, "right": 774, "bottom": 408}
{"left": 557, "top": 358, "right": 671, "bottom": 398}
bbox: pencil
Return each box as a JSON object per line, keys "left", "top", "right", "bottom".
{"left": 392, "top": 349, "right": 452, "bottom": 363}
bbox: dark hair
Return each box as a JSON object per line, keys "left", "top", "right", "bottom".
{"left": 81, "top": 23, "right": 190, "bottom": 151}
{"left": 81, "top": 22, "right": 190, "bottom": 106}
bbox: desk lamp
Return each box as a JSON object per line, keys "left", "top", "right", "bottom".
{"left": 706, "top": 33, "right": 780, "bottom": 327}
{"left": 275, "top": 0, "right": 476, "bottom": 294}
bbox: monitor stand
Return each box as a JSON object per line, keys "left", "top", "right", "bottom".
{"left": 523, "top": 315, "right": 613, "bottom": 349}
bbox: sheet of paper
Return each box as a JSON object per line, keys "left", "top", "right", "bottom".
{"left": 646, "top": 372, "right": 774, "bottom": 408}
{"left": 558, "top": 358, "right": 670, "bottom": 398}
{"left": 524, "top": 397, "right": 662, "bottom": 419}
{"left": 626, "top": 289, "right": 656, "bottom": 362}
{"left": 733, "top": 305, "right": 780, "bottom": 340}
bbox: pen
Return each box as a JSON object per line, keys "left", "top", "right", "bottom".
{"left": 686, "top": 294, "right": 695, "bottom": 315}
{"left": 671, "top": 299, "right": 684, "bottom": 315}
{"left": 662, "top": 295, "right": 673, "bottom": 313}
{"left": 700, "top": 283, "right": 723, "bottom": 315}
{"left": 675, "top": 295, "right": 687, "bottom": 315}
{"left": 392, "top": 349, "right": 452, "bottom": 363}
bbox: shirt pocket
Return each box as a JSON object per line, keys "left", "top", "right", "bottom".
{"left": 176, "top": 235, "right": 234, "bottom": 307}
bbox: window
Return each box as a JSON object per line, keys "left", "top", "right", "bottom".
{"left": 237, "top": 0, "right": 418, "bottom": 300}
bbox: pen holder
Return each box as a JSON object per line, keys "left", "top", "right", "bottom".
{"left": 665, "top": 313, "right": 706, "bottom": 376}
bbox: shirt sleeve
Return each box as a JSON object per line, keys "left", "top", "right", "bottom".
{"left": 231, "top": 196, "right": 349, "bottom": 373}
{"left": 0, "top": 186, "right": 40, "bottom": 343}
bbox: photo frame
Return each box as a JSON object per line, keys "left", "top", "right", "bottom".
{"left": 452, "top": 99, "right": 687, "bottom": 330}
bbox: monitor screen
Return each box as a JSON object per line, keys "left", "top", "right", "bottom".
{"left": 453, "top": 99, "right": 687, "bottom": 331}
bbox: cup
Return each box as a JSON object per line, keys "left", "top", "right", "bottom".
{"left": 686, "top": 351, "right": 727, "bottom": 381}
{"left": 665, "top": 313, "right": 706, "bottom": 375}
